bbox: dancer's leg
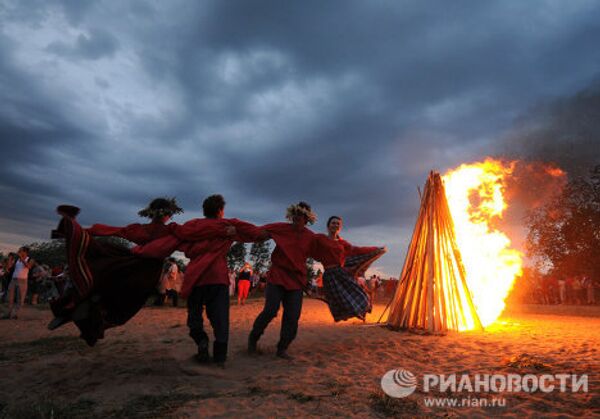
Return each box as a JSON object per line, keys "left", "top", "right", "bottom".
{"left": 248, "top": 283, "right": 283, "bottom": 352}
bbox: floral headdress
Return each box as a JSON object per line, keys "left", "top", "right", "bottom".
{"left": 285, "top": 202, "right": 317, "bottom": 225}
{"left": 138, "top": 197, "right": 183, "bottom": 220}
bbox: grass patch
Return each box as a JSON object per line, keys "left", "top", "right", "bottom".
{"left": 369, "top": 391, "right": 420, "bottom": 416}
{"left": 0, "top": 397, "right": 97, "bottom": 419}
{"left": 287, "top": 392, "right": 315, "bottom": 403}
{"left": 247, "top": 385, "right": 264, "bottom": 395}
{"left": 4, "top": 335, "right": 82, "bottom": 349}
{"left": 107, "top": 338, "right": 137, "bottom": 346}
{"left": 247, "top": 385, "right": 317, "bottom": 404}
{"left": 323, "top": 378, "right": 351, "bottom": 397}
{"left": 110, "top": 393, "right": 204, "bottom": 418}
{"left": 1, "top": 336, "right": 86, "bottom": 362}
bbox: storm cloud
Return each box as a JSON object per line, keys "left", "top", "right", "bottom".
{"left": 1, "top": 0, "right": 599, "bottom": 275}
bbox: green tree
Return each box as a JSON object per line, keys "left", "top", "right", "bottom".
{"left": 249, "top": 240, "right": 272, "bottom": 274}
{"left": 227, "top": 242, "right": 247, "bottom": 271}
{"left": 527, "top": 165, "right": 600, "bottom": 280}
{"left": 95, "top": 236, "right": 132, "bottom": 250}
{"left": 24, "top": 236, "right": 131, "bottom": 267}
{"left": 25, "top": 240, "right": 66, "bottom": 266}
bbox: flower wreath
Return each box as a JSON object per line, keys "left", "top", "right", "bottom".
{"left": 138, "top": 197, "right": 184, "bottom": 220}
{"left": 285, "top": 204, "right": 317, "bottom": 225}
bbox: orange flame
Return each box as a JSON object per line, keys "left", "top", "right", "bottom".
{"left": 442, "top": 159, "right": 523, "bottom": 328}
{"left": 545, "top": 166, "right": 565, "bottom": 178}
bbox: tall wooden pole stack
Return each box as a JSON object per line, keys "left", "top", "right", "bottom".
{"left": 387, "top": 171, "right": 483, "bottom": 334}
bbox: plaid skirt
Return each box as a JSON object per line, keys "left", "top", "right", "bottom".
{"left": 344, "top": 248, "right": 386, "bottom": 277}
{"left": 322, "top": 248, "right": 386, "bottom": 322}
{"left": 323, "top": 267, "right": 370, "bottom": 321}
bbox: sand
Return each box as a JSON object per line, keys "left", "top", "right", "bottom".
{"left": 0, "top": 297, "right": 598, "bottom": 418}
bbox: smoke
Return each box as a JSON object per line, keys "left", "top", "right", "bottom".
{"left": 489, "top": 81, "right": 600, "bottom": 254}
{"left": 496, "top": 161, "right": 566, "bottom": 251}
{"left": 504, "top": 161, "right": 567, "bottom": 211}
{"left": 502, "top": 81, "right": 600, "bottom": 178}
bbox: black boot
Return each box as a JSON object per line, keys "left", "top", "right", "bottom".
{"left": 213, "top": 341, "right": 228, "bottom": 368}
{"left": 247, "top": 333, "right": 259, "bottom": 355}
{"left": 47, "top": 316, "right": 71, "bottom": 330}
{"left": 276, "top": 348, "right": 293, "bottom": 360}
{"left": 276, "top": 341, "right": 293, "bottom": 360}
{"left": 195, "top": 340, "right": 210, "bottom": 363}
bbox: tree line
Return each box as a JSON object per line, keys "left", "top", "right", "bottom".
{"left": 526, "top": 164, "right": 600, "bottom": 280}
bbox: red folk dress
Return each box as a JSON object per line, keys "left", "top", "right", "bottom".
{"left": 50, "top": 214, "right": 178, "bottom": 346}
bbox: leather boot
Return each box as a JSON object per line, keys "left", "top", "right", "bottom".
{"left": 213, "top": 341, "right": 228, "bottom": 367}
{"left": 196, "top": 340, "right": 210, "bottom": 363}
{"left": 276, "top": 341, "right": 293, "bottom": 360}
{"left": 247, "top": 333, "right": 259, "bottom": 354}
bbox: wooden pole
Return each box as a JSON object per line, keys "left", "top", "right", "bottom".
{"left": 387, "top": 171, "right": 483, "bottom": 334}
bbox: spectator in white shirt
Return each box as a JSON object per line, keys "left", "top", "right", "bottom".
{"left": 4, "top": 247, "right": 35, "bottom": 319}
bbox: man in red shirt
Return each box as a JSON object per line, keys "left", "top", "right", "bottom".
{"left": 248, "top": 202, "right": 316, "bottom": 360}
{"left": 173, "top": 195, "right": 266, "bottom": 366}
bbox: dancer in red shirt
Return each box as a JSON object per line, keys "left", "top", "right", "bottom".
{"left": 248, "top": 202, "right": 317, "bottom": 360}
{"left": 310, "top": 216, "right": 386, "bottom": 321}
{"left": 48, "top": 198, "right": 184, "bottom": 346}
{"left": 158, "top": 194, "right": 266, "bottom": 366}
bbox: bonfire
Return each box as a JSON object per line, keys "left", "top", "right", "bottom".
{"left": 388, "top": 159, "right": 523, "bottom": 333}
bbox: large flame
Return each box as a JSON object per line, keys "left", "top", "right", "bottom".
{"left": 442, "top": 159, "right": 523, "bottom": 328}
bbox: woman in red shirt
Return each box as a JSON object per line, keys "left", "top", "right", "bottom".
{"left": 311, "top": 216, "right": 386, "bottom": 322}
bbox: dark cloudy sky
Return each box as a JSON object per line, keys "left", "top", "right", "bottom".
{"left": 1, "top": 0, "right": 599, "bottom": 275}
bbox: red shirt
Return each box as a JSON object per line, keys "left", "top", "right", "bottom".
{"left": 174, "top": 218, "right": 264, "bottom": 297}
{"left": 87, "top": 222, "right": 174, "bottom": 245}
{"left": 310, "top": 233, "right": 379, "bottom": 267}
{"left": 262, "top": 222, "right": 315, "bottom": 291}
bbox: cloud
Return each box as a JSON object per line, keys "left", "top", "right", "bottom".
{"left": 502, "top": 82, "right": 600, "bottom": 177}
{"left": 46, "top": 28, "right": 119, "bottom": 60}
{"left": 1, "top": 1, "right": 600, "bottom": 275}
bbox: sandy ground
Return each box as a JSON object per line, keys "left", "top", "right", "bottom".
{"left": 0, "top": 297, "right": 598, "bottom": 418}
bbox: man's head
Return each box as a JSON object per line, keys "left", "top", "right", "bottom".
{"left": 18, "top": 246, "right": 30, "bottom": 259}
{"left": 203, "top": 194, "right": 226, "bottom": 219}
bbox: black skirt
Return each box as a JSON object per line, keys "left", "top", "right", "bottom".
{"left": 50, "top": 215, "right": 162, "bottom": 346}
